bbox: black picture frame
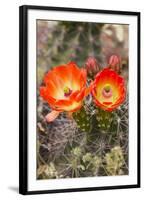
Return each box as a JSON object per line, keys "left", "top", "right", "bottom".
{"left": 19, "top": 5, "right": 141, "bottom": 195}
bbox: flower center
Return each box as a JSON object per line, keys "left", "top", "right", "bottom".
{"left": 64, "top": 86, "right": 72, "bottom": 97}
{"left": 102, "top": 84, "right": 113, "bottom": 98}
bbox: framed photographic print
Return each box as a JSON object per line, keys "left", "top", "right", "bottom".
{"left": 19, "top": 5, "right": 140, "bottom": 195}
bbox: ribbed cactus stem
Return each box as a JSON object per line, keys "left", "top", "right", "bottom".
{"left": 96, "top": 108, "right": 114, "bottom": 132}
{"left": 73, "top": 106, "right": 92, "bottom": 135}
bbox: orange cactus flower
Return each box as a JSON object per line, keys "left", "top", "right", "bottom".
{"left": 91, "top": 68, "right": 126, "bottom": 111}
{"left": 40, "top": 62, "right": 88, "bottom": 122}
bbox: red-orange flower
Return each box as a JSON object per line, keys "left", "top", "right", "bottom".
{"left": 40, "top": 62, "right": 88, "bottom": 122}
{"left": 91, "top": 68, "right": 126, "bottom": 111}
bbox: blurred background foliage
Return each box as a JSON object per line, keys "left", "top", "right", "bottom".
{"left": 37, "top": 20, "right": 129, "bottom": 179}
{"left": 37, "top": 20, "right": 128, "bottom": 86}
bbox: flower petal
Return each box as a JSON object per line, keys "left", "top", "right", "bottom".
{"left": 75, "top": 87, "right": 86, "bottom": 102}
{"left": 45, "top": 110, "right": 60, "bottom": 122}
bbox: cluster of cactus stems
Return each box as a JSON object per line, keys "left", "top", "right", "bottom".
{"left": 37, "top": 21, "right": 128, "bottom": 179}
{"left": 37, "top": 74, "right": 128, "bottom": 178}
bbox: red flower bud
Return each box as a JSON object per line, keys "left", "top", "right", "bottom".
{"left": 108, "top": 55, "right": 121, "bottom": 73}
{"left": 85, "top": 57, "right": 99, "bottom": 77}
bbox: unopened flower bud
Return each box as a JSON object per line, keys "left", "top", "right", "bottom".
{"left": 85, "top": 57, "right": 99, "bottom": 77}
{"left": 108, "top": 55, "right": 121, "bottom": 73}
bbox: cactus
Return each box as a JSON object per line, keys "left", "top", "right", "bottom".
{"left": 37, "top": 21, "right": 129, "bottom": 179}
{"left": 104, "top": 146, "right": 125, "bottom": 175}
{"left": 95, "top": 108, "right": 114, "bottom": 132}
{"left": 73, "top": 106, "right": 92, "bottom": 133}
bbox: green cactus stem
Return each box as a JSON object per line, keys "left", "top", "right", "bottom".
{"left": 96, "top": 108, "right": 114, "bottom": 132}
{"left": 73, "top": 106, "right": 92, "bottom": 132}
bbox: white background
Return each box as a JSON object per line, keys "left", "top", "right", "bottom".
{"left": 0, "top": 0, "right": 143, "bottom": 199}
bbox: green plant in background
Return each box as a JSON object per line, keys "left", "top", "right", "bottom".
{"left": 104, "top": 146, "right": 125, "bottom": 175}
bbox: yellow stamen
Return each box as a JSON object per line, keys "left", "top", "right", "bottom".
{"left": 64, "top": 86, "right": 72, "bottom": 97}
{"left": 104, "top": 84, "right": 111, "bottom": 92}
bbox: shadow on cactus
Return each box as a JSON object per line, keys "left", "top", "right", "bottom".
{"left": 37, "top": 21, "right": 129, "bottom": 179}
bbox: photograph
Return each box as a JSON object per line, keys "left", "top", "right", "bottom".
{"left": 37, "top": 20, "right": 129, "bottom": 180}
